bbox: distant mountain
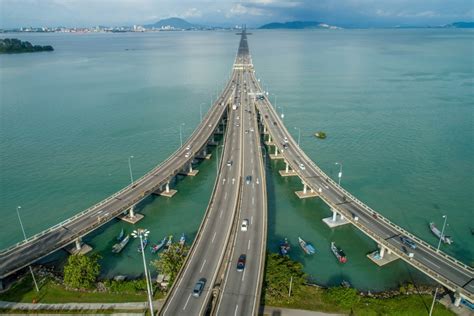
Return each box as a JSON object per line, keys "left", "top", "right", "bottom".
{"left": 443, "top": 21, "right": 474, "bottom": 28}
{"left": 259, "top": 21, "right": 341, "bottom": 30}
{"left": 144, "top": 17, "right": 197, "bottom": 30}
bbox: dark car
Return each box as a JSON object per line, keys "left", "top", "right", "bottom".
{"left": 400, "top": 236, "right": 417, "bottom": 249}
{"left": 192, "top": 278, "right": 206, "bottom": 297}
{"left": 237, "top": 254, "right": 246, "bottom": 272}
{"left": 264, "top": 114, "right": 268, "bottom": 118}
{"left": 273, "top": 121, "right": 277, "bottom": 126}
{"left": 245, "top": 175, "right": 252, "bottom": 184}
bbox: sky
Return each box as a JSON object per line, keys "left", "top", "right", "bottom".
{"left": 1, "top": 0, "right": 473, "bottom": 28}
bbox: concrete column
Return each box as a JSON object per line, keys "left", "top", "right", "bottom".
{"left": 264, "top": 125, "right": 267, "bottom": 134}
{"left": 387, "top": 248, "right": 392, "bottom": 255}
{"left": 269, "top": 134, "right": 272, "bottom": 143}
{"left": 202, "top": 148, "right": 207, "bottom": 156}
{"left": 129, "top": 205, "right": 135, "bottom": 218}
{"left": 166, "top": 182, "right": 170, "bottom": 193}
{"left": 303, "top": 182, "right": 307, "bottom": 194}
{"left": 285, "top": 161, "right": 289, "bottom": 173}
{"left": 75, "top": 238, "right": 82, "bottom": 251}
{"left": 454, "top": 294, "right": 462, "bottom": 307}
{"left": 274, "top": 146, "right": 278, "bottom": 156}
{"left": 189, "top": 164, "right": 193, "bottom": 173}
{"left": 340, "top": 214, "right": 345, "bottom": 220}
{"left": 332, "top": 211, "right": 337, "bottom": 222}
{"left": 379, "top": 246, "right": 386, "bottom": 259}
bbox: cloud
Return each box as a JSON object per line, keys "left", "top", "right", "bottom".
{"left": 226, "top": 4, "right": 268, "bottom": 18}
{"left": 181, "top": 8, "right": 202, "bottom": 18}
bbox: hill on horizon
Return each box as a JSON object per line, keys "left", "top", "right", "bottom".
{"left": 144, "top": 17, "right": 197, "bottom": 29}
{"left": 259, "top": 21, "right": 340, "bottom": 29}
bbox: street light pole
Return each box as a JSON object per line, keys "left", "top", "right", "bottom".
{"left": 335, "top": 162, "right": 343, "bottom": 186}
{"left": 16, "top": 206, "right": 39, "bottom": 292}
{"left": 294, "top": 127, "right": 301, "bottom": 146}
{"left": 429, "top": 214, "right": 448, "bottom": 316}
{"left": 277, "top": 106, "right": 285, "bottom": 119}
{"left": 128, "top": 156, "right": 134, "bottom": 186}
{"left": 132, "top": 229, "right": 154, "bottom": 315}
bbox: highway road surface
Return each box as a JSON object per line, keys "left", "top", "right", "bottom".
{"left": 215, "top": 67, "right": 267, "bottom": 316}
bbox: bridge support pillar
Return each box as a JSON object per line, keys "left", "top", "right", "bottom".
{"left": 65, "top": 237, "right": 92, "bottom": 255}
{"left": 157, "top": 181, "right": 178, "bottom": 198}
{"left": 279, "top": 161, "right": 297, "bottom": 177}
{"left": 295, "top": 181, "right": 319, "bottom": 199}
{"left": 322, "top": 208, "right": 350, "bottom": 228}
{"left": 197, "top": 148, "right": 211, "bottom": 160}
{"left": 367, "top": 244, "right": 399, "bottom": 266}
{"left": 118, "top": 204, "right": 144, "bottom": 224}
{"left": 454, "top": 294, "right": 462, "bottom": 307}
{"left": 179, "top": 164, "right": 199, "bottom": 176}
{"left": 263, "top": 125, "right": 267, "bottom": 134}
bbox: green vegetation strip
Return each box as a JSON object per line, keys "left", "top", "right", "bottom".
{"left": 262, "top": 253, "right": 453, "bottom": 316}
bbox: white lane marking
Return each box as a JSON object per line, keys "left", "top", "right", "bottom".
{"left": 248, "top": 239, "right": 251, "bottom": 250}
{"left": 224, "top": 192, "right": 228, "bottom": 200}
{"left": 251, "top": 216, "right": 253, "bottom": 224}
{"left": 183, "top": 294, "right": 192, "bottom": 310}
{"left": 212, "top": 231, "right": 217, "bottom": 243}
{"left": 242, "top": 269, "right": 246, "bottom": 281}
{"left": 251, "top": 158, "right": 253, "bottom": 164}
{"left": 200, "top": 259, "right": 207, "bottom": 273}
{"left": 220, "top": 209, "right": 223, "bottom": 218}
{"left": 234, "top": 305, "right": 239, "bottom": 316}
{"left": 252, "top": 197, "right": 255, "bottom": 205}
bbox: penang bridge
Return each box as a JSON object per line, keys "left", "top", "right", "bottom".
{"left": 0, "top": 29, "right": 472, "bottom": 315}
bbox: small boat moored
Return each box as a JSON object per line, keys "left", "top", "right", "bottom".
{"left": 151, "top": 236, "right": 167, "bottom": 254}
{"left": 112, "top": 234, "right": 130, "bottom": 253}
{"left": 179, "top": 233, "right": 186, "bottom": 247}
{"left": 331, "top": 242, "right": 347, "bottom": 263}
{"left": 298, "top": 237, "right": 316, "bottom": 255}
{"left": 137, "top": 238, "right": 148, "bottom": 253}
{"left": 164, "top": 235, "right": 173, "bottom": 251}
{"left": 279, "top": 238, "right": 291, "bottom": 256}
{"left": 429, "top": 222, "right": 453, "bottom": 245}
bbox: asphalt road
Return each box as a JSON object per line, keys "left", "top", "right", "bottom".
{"left": 215, "top": 68, "right": 267, "bottom": 316}
{"left": 249, "top": 74, "right": 474, "bottom": 301}
{"left": 0, "top": 54, "right": 236, "bottom": 280}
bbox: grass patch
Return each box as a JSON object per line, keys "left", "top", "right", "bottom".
{"left": 264, "top": 285, "right": 454, "bottom": 316}
{"left": 0, "top": 275, "right": 163, "bottom": 304}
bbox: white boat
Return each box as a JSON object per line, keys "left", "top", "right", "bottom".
{"left": 429, "top": 222, "right": 452, "bottom": 244}
{"left": 112, "top": 234, "right": 130, "bottom": 253}
{"left": 298, "top": 237, "right": 315, "bottom": 255}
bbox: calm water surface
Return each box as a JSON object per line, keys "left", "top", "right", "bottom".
{"left": 1, "top": 29, "right": 473, "bottom": 290}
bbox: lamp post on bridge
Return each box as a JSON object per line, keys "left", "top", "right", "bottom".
{"left": 179, "top": 123, "right": 185, "bottom": 148}
{"left": 293, "top": 127, "right": 301, "bottom": 147}
{"left": 200, "top": 102, "right": 205, "bottom": 123}
{"left": 335, "top": 162, "right": 343, "bottom": 186}
{"left": 131, "top": 228, "right": 154, "bottom": 316}
{"left": 277, "top": 106, "right": 285, "bottom": 120}
{"left": 429, "top": 214, "right": 448, "bottom": 316}
{"left": 128, "top": 155, "right": 134, "bottom": 186}
{"left": 16, "top": 206, "right": 39, "bottom": 292}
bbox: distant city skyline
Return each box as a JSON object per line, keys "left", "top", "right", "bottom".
{"left": 1, "top": 0, "right": 473, "bottom": 29}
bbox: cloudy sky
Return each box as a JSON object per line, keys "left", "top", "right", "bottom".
{"left": 1, "top": 0, "right": 473, "bottom": 28}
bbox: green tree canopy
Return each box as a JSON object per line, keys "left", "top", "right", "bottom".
{"left": 264, "top": 253, "right": 307, "bottom": 301}
{"left": 152, "top": 244, "right": 189, "bottom": 286}
{"left": 323, "top": 286, "right": 360, "bottom": 308}
{"left": 63, "top": 254, "right": 101, "bottom": 289}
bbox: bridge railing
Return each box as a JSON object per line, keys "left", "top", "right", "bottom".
{"left": 252, "top": 74, "right": 473, "bottom": 274}
{"left": 0, "top": 73, "right": 237, "bottom": 256}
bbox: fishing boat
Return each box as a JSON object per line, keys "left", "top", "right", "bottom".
{"left": 112, "top": 234, "right": 130, "bottom": 253}
{"left": 429, "top": 222, "right": 453, "bottom": 244}
{"left": 298, "top": 237, "right": 315, "bottom": 255}
{"left": 179, "top": 233, "right": 186, "bottom": 247}
{"left": 164, "top": 235, "right": 173, "bottom": 251}
{"left": 279, "top": 238, "right": 291, "bottom": 256}
{"left": 151, "top": 237, "right": 167, "bottom": 254}
{"left": 116, "top": 228, "right": 124, "bottom": 241}
{"left": 137, "top": 238, "right": 148, "bottom": 253}
{"left": 331, "top": 242, "right": 347, "bottom": 263}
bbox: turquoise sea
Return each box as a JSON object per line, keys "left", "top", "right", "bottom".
{"left": 1, "top": 29, "right": 473, "bottom": 291}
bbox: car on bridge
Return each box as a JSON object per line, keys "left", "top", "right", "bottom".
{"left": 227, "top": 160, "right": 233, "bottom": 166}
{"left": 237, "top": 254, "right": 246, "bottom": 272}
{"left": 241, "top": 219, "right": 249, "bottom": 231}
{"left": 185, "top": 152, "right": 190, "bottom": 158}
{"left": 299, "top": 164, "right": 306, "bottom": 170}
{"left": 245, "top": 175, "right": 252, "bottom": 184}
{"left": 192, "top": 278, "right": 206, "bottom": 298}
{"left": 400, "top": 236, "right": 417, "bottom": 249}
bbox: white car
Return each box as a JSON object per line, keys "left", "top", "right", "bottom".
{"left": 185, "top": 152, "right": 190, "bottom": 158}
{"left": 241, "top": 219, "right": 249, "bottom": 231}
{"left": 249, "top": 128, "right": 254, "bottom": 132}
{"left": 299, "top": 164, "right": 305, "bottom": 170}
{"left": 284, "top": 137, "right": 288, "bottom": 143}
{"left": 185, "top": 145, "right": 191, "bottom": 150}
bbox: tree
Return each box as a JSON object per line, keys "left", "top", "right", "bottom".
{"left": 152, "top": 244, "right": 189, "bottom": 286}
{"left": 263, "top": 253, "right": 307, "bottom": 301}
{"left": 63, "top": 254, "right": 101, "bottom": 289}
